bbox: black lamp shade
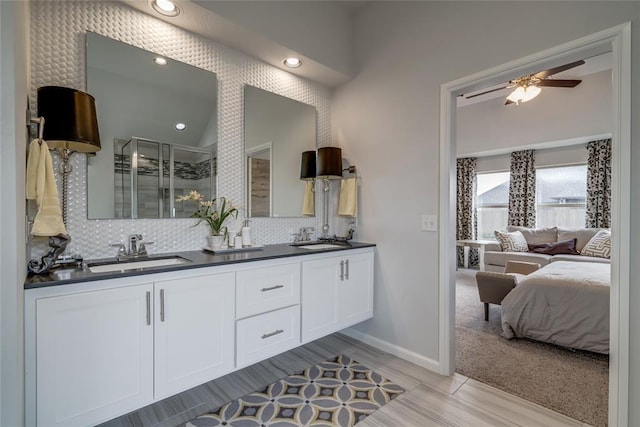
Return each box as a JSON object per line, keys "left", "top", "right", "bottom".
{"left": 316, "top": 147, "right": 342, "bottom": 179}
{"left": 37, "top": 86, "right": 101, "bottom": 153}
{"left": 300, "top": 151, "right": 316, "bottom": 180}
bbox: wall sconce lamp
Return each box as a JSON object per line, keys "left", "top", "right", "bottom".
{"left": 300, "top": 150, "right": 316, "bottom": 181}
{"left": 37, "top": 86, "right": 101, "bottom": 224}
{"left": 299, "top": 147, "right": 357, "bottom": 238}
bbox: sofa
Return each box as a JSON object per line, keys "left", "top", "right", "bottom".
{"left": 483, "top": 226, "right": 611, "bottom": 272}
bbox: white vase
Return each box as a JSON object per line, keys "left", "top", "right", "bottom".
{"left": 207, "top": 235, "right": 224, "bottom": 249}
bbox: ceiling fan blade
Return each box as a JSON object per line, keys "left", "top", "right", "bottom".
{"left": 465, "top": 86, "right": 508, "bottom": 99}
{"left": 534, "top": 60, "right": 585, "bottom": 79}
{"left": 537, "top": 79, "right": 582, "bottom": 88}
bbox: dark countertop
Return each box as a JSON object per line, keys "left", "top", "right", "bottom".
{"left": 25, "top": 242, "right": 376, "bottom": 290}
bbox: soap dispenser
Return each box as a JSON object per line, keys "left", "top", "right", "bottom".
{"left": 241, "top": 219, "right": 252, "bottom": 247}
{"left": 233, "top": 230, "right": 242, "bottom": 249}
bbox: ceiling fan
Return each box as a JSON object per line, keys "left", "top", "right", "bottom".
{"left": 465, "top": 60, "right": 585, "bottom": 105}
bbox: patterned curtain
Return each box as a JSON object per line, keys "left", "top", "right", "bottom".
{"left": 585, "top": 139, "right": 612, "bottom": 228}
{"left": 456, "top": 158, "right": 478, "bottom": 267}
{"left": 508, "top": 150, "right": 536, "bottom": 227}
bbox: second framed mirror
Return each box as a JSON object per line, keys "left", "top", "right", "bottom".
{"left": 243, "top": 85, "right": 317, "bottom": 217}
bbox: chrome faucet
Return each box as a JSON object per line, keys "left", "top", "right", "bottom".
{"left": 111, "top": 234, "right": 154, "bottom": 260}
{"left": 129, "top": 234, "right": 143, "bottom": 256}
{"left": 291, "top": 227, "right": 315, "bottom": 244}
{"left": 300, "top": 227, "right": 314, "bottom": 242}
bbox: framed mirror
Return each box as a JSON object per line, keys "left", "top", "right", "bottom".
{"left": 86, "top": 32, "right": 218, "bottom": 219}
{"left": 243, "top": 85, "right": 317, "bottom": 217}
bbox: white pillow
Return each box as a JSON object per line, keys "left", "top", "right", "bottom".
{"left": 580, "top": 229, "right": 611, "bottom": 259}
{"left": 494, "top": 230, "right": 528, "bottom": 252}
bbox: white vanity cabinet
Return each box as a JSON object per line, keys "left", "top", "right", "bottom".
{"left": 25, "top": 246, "right": 374, "bottom": 427}
{"left": 301, "top": 251, "right": 374, "bottom": 343}
{"left": 153, "top": 273, "right": 235, "bottom": 399}
{"left": 34, "top": 283, "right": 154, "bottom": 427}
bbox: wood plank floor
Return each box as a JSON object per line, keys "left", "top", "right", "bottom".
{"left": 101, "top": 333, "right": 591, "bottom": 427}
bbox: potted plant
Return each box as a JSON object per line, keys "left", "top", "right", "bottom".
{"left": 177, "top": 191, "right": 238, "bottom": 248}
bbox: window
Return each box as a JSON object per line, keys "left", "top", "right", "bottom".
{"left": 473, "top": 164, "right": 587, "bottom": 239}
{"left": 476, "top": 171, "right": 509, "bottom": 240}
{"left": 536, "top": 164, "right": 587, "bottom": 229}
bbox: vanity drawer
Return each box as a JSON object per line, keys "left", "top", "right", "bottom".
{"left": 236, "top": 305, "right": 301, "bottom": 368}
{"left": 236, "top": 263, "right": 300, "bottom": 319}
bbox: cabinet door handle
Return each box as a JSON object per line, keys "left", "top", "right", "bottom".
{"left": 261, "top": 284, "right": 284, "bottom": 292}
{"left": 340, "top": 260, "right": 345, "bottom": 281}
{"left": 261, "top": 329, "right": 284, "bottom": 339}
{"left": 345, "top": 259, "right": 350, "bottom": 280}
{"left": 145, "top": 291, "right": 151, "bottom": 326}
{"left": 160, "top": 289, "right": 165, "bottom": 322}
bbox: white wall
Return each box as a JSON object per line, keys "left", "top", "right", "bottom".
{"left": 457, "top": 70, "right": 612, "bottom": 156}
{"left": 0, "top": 1, "right": 29, "bottom": 425}
{"left": 332, "top": 2, "right": 639, "bottom": 422}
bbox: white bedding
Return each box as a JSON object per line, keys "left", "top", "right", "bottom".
{"left": 501, "top": 261, "right": 610, "bottom": 354}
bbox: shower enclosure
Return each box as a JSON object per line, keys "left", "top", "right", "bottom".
{"left": 115, "top": 137, "right": 215, "bottom": 219}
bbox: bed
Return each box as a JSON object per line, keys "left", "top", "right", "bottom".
{"left": 501, "top": 261, "right": 610, "bottom": 354}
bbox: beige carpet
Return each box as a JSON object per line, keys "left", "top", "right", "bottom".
{"left": 455, "top": 268, "right": 609, "bottom": 427}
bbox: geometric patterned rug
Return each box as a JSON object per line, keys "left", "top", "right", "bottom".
{"left": 183, "top": 355, "right": 405, "bottom": 427}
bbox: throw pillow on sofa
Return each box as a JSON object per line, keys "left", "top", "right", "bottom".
{"left": 557, "top": 228, "right": 602, "bottom": 252}
{"left": 507, "top": 225, "right": 558, "bottom": 244}
{"left": 528, "top": 238, "right": 580, "bottom": 255}
{"left": 580, "top": 229, "right": 611, "bottom": 259}
{"left": 494, "top": 230, "right": 528, "bottom": 252}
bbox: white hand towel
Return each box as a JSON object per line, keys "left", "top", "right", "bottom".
{"left": 302, "top": 181, "right": 315, "bottom": 216}
{"left": 30, "top": 140, "right": 67, "bottom": 236}
{"left": 338, "top": 177, "right": 357, "bottom": 217}
{"left": 26, "top": 139, "right": 41, "bottom": 200}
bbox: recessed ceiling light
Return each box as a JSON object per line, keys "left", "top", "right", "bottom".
{"left": 175, "top": 122, "right": 187, "bottom": 131}
{"left": 151, "top": 0, "right": 180, "bottom": 17}
{"left": 153, "top": 57, "right": 167, "bottom": 66}
{"left": 283, "top": 57, "right": 302, "bottom": 68}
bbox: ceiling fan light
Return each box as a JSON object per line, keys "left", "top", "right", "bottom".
{"left": 506, "top": 86, "right": 526, "bottom": 103}
{"left": 522, "top": 85, "right": 542, "bottom": 102}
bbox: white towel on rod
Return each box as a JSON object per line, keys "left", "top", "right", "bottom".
{"left": 302, "top": 181, "right": 315, "bottom": 216}
{"left": 338, "top": 177, "right": 357, "bottom": 217}
{"left": 26, "top": 139, "right": 41, "bottom": 200}
{"left": 27, "top": 139, "right": 67, "bottom": 236}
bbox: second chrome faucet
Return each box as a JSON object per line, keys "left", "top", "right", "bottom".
{"left": 112, "top": 234, "right": 154, "bottom": 260}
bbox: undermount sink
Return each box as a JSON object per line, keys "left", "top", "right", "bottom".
{"left": 296, "top": 244, "right": 347, "bottom": 250}
{"left": 87, "top": 256, "right": 191, "bottom": 273}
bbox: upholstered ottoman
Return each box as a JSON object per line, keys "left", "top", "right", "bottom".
{"left": 475, "top": 261, "right": 540, "bottom": 320}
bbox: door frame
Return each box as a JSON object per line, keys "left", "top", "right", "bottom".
{"left": 438, "top": 23, "right": 631, "bottom": 426}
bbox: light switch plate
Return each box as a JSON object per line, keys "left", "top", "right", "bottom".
{"left": 421, "top": 215, "right": 437, "bottom": 232}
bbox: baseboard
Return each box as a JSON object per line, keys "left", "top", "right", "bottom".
{"left": 340, "top": 328, "right": 441, "bottom": 373}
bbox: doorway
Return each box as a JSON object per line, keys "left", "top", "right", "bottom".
{"left": 438, "top": 24, "right": 631, "bottom": 426}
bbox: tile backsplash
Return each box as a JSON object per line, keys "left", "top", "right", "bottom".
{"left": 30, "top": 0, "right": 336, "bottom": 259}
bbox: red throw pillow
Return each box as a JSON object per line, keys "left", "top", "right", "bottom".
{"left": 528, "top": 238, "right": 579, "bottom": 255}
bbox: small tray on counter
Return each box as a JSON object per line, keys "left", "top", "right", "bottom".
{"left": 202, "top": 245, "right": 264, "bottom": 254}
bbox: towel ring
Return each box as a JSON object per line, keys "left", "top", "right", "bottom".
{"left": 342, "top": 165, "right": 356, "bottom": 175}
{"left": 29, "top": 117, "right": 45, "bottom": 143}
